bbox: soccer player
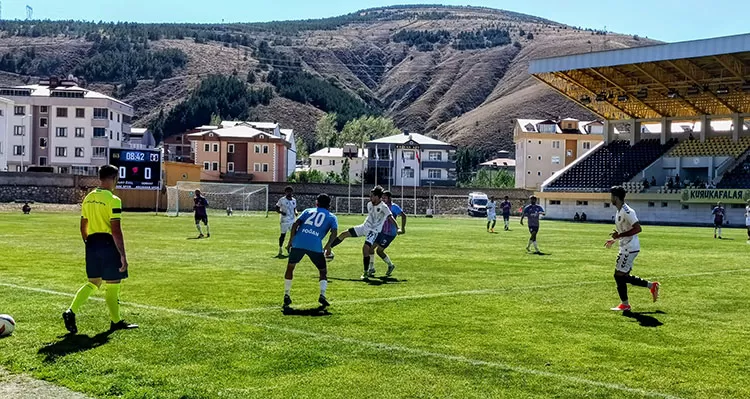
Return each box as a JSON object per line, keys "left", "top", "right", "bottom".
{"left": 712, "top": 202, "right": 726, "bottom": 239}
{"left": 368, "top": 191, "right": 406, "bottom": 277}
{"left": 745, "top": 199, "right": 750, "bottom": 243}
{"left": 500, "top": 196, "right": 512, "bottom": 231}
{"left": 606, "top": 186, "right": 660, "bottom": 312}
{"left": 330, "top": 186, "right": 396, "bottom": 279}
{"left": 283, "top": 193, "right": 338, "bottom": 309}
{"left": 194, "top": 189, "right": 210, "bottom": 238}
{"left": 486, "top": 196, "right": 497, "bottom": 233}
{"left": 275, "top": 186, "right": 298, "bottom": 257}
{"left": 520, "top": 195, "right": 545, "bottom": 253}
{"left": 62, "top": 165, "right": 138, "bottom": 334}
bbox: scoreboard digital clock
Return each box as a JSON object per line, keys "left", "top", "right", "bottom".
{"left": 109, "top": 148, "right": 162, "bottom": 190}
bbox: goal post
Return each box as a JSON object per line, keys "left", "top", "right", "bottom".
{"left": 166, "top": 181, "right": 269, "bottom": 217}
{"left": 433, "top": 195, "right": 469, "bottom": 216}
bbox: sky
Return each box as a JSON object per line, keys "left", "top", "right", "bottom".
{"left": 3, "top": 0, "right": 749, "bottom": 43}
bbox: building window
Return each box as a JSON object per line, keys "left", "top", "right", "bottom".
{"left": 39, "top": 156, "right": 47, "bottom": 166}
{"left": 401, "top": 168, "right": 414, "bottom": 178}
{"left": 329, "top": 160, "right": 336, "bottom": 166}
{"left": 551, "top": 156, "right": 561, "bottom": 165}
{"left": 56, "top": 107, "right": 68, "bottom": 118}
{"left": 93, "top": 108, "right": 108, "bottom": 119}
{"left": 539, "top": 141, "right": 542, "bottom": 144}
{"left": 527, "top": 171, "right": 531, "bottom": 175}
{"left": 254, "top": 145, "right": 261, "bottom": 153}
{"left": 75, "top": 108, "right": 85, "bottom": 118}
{"left": 14, "top": 106, "right": 25, "bottom": 115}
{"left": 428, "top": 151, "right": 442, "bottom": 161}
{"left": 583, "top": 142, "right": 592, "bottom": 150}
{"left": 40, "top": 118, "right": 48, "bottom": 128}
{"left": 203, "top": 162, "right": 210, "bottom": 170}
{"left": 56, "top": 127, "right": 67, "bottom": 137}
{"left": 428, "top": 169, "right": 441, "bottom": 179}
{"left": 648, "top": 202, "right": 655, "bottom": 208}
{"left": 661, "top": 202, "right": 668, "bottom": 208}
{"left": 262, "top": 163, "right": 269, "bottom": 172}
{"left": 576, "top": 201, "right": 589, "bottom": 206}
{"left": 117, "top": 114, "right": 120, "bottom": 122}
{"left": 204, "top": 143, "right": 210, "bottom": 152}
{"left": 40, "top": 106, "right": 48, "bottom": 114}
{"left": 13, "top": 126, "right": 24, "bottom": 136}
{"left": 263, "top": 145, "right": 269, "bottom": 154}
{"left": 227, "top": 162, "right": 235, "bottom": 172}
{"left": 254, "top": 163, "right": 261, "bottom": 172}
{"left": 13, "top": 145, "right": 24, "bottom": 155}
{"left": 212, "top": 143, "right": 219, "bottom": 152}
{"left": 212, "top": 162, "right": 218, "bottom": 171}
{"left": 93, "top": 128, "right": 106, "bottom": 138}
{"left": 228, "top": 144, "right": 235, "bottom": 154}
{"left": 58, "top": 166, "right": 69, "bottom": 174}
{"left": 110, "top": 111, "right": 113, "bottom": 120}
{"left": 117, "top": 132, "right": 120, "bottom": 141}
{"left": 55, "top": 147, "right": 67, "bottom": 157}
{"left": 92, "top": 147, "right": 107, "bottom": 159}
{"left": 527, "top": 155, "right": 531, "bottom": 159}
{"left": 537, "top": 155, "right": 542, "bottom": 160}
{"left": 550, "top": 200, "right": 561, "bottom": 205}
{"left": 315, "top": 159, "right": 322, "bottom": 165}
{"left": 552, "top": 141, "right": 561, "bottom": 149}
{"left": 110, "top": 130, "right": 113, "bottom": 139}
{"left": 537, "top": 171, "right": 542, "bottom": 176}
{"left": 539, "top": 124, "right": 556, "bottom": 133}
{"left": 604, "top": 203, "right": 611, "bottom": 208}
{"left": 403, "top": 150, "right": 415, "bottom": 160}
{"left": 682, "top": 204, "right": 689, "bottom": 210}
{"left": 39, "top": 138, "right": 47, "bottom": 148}
{"left": 75, "top": 147, "right": 84, "bottom": 157}
{"left": 75, "top": 128, "right": 85, "bottom": 138}
{"left": 566, "top": 150, "right": 573, "bottom": 157}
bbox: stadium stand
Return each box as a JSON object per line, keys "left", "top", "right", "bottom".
{"left": 668, "top": 136, "right": 750, "bottom": 158}
{"left": 545, "top": 139, "right": 677, "bottom": 192}
{"left": 717, "top": 158, "right": 750, "bottom": 188}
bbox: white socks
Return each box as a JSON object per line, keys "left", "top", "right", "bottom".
{"left": 369, "top": 258, "right": 375, "bottom": 269}
{"left": 205, "top": 225, "right": 210, "bottom": 235}
{"left": 196, "top": 224, "right": 202, "bottom": 234}
{"left": 533, "top": 241, "right": 539, "bottom": 251}
{"left": 284, "top": 279, "right": 292, "bottom": 296}
{"left": 383, "top": 256, "right": 394, "bottom": 267}
{"left": 319, "top": 280, "right": 327, "bottom": 296}
{"left": 718, "top": 227, "right": 722, "bottom": 236}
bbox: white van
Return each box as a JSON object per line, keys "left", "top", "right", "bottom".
{"left": 467, "top": 192, "right": 489, "bottom": 217}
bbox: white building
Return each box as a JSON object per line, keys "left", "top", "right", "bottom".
{"left": 366, "top": 132, "right": 457, "bottom": 187}
{"left": 0, "top": 78, "right": 134, "bottom": 175}
{"left": 309, "top": 147, "right": 367, "bottom": 181}
{"left": 0, "top": 96, "right": 15, "bottom": 171}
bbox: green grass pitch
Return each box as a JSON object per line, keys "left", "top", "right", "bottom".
{"left": 1, "top": 212, "right": 749, "bottom": 398}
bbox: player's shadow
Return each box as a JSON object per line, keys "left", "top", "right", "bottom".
{"left": 186, "top": 237, "right": 203, "bottom": 240}
{"left": 528, "top": 251, "right": 552, "bottom": 256}
{"left": 37, "top": 330, "right": 115, "bottom": 362}
{"left": 623, "top": 310, "right": 665, "bottom": 328}
{"left": 328, "top": 277, "right": 407, "bottom": 286}
{"left": 718, "top": 237, "right": 735, "bottom": 241}
{"left": 273, "top": 254, "right": 289, "bottom": 259}
{"left": 282, "top": 307, "right": 331, "bottom": 317}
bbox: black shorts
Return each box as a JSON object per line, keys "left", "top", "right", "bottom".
{"left": 503, "top": 214, "right": 510, "bottom": 221}
{"left": 288, "top": 248, "right": 327, "bottom": 270}
{"left": 195, "top": 214, "right": 208, "bottom": 224}
{"left": 86, "top": 234, "right": 127, "bottom": 281}
{"left": 529, "top": 226, "right": 539, "bottom": 234}
{"left": 375, "top": 233, "right": 397, "bottom": 249}
{"left": 714, "top": 221, "right": 723, "bottom": 227}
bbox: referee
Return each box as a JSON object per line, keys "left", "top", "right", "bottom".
{"left": 63, "top": 165, "right": 138, "bottom": 334}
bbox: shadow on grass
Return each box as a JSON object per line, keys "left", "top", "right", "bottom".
{"left": 186, "top": 237, "right": 203, "bottom": 240}
{"left": 282, "top": 307, "right": 331, "bottom": 317}
{"left": 623, "top": 310, "right": 665, "bottom": 327}
{"left": 527, "top": 251, "right": 552, "bottom": 256}
{"left": 38, "top": 330, "right": 115, "bottom": 362}
{"left": 328, "top": 277, "right": 407, "bottom": 286}
{"left": 274, "top": 254, "right": 289, "bottom": 260}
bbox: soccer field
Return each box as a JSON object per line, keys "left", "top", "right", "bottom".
{"left": 1, "top": 212, "right": 749, "bottom": 399}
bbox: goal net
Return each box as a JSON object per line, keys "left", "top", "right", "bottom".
{"left": 166, "top": 181, "right": 269, "bottom": 217}
{"left": 433, "top": 195, "right": 469, "bottom": 216}
{"left": 335, "top": 197, "right": 369, "bottom": 215}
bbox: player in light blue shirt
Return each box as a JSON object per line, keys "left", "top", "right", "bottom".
{"left": 520, "top": 195, "right": 545, "bottom": 254}
{"left": 283, "top": 194, "right": 338, "bottom": 310}
{"left": 368, "top": 191, "right": 406, "bottom": 277}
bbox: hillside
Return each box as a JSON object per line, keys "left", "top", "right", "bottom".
{"left": 0, "top": 6, "right": 657, "bottom": 151}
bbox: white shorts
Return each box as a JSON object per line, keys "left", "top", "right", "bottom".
{"left": 487, "top": 213, "right": 496, "bottom": 221}
{"left": 349, "top": 224, "right": 379, "bottom": 245}
{"left": 280, "top": 222, "right": 294, "bottom": 234}
{"left": 615, "top": 250, "right": 639, "bottom": 273}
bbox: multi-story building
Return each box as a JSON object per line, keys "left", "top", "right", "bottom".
{"left": 0, "top": 96, "right": 15, "bottom": 171}
{"left": 309, "top": 147, "right": 367, "bottom": 181}
{"left": 221, "top": 121, "right": 296, "bottom": 178}
{"left": 163, "top": 132, "right": 195, "bottom": 163}
{"left": 188, "top": 123, "right": 291, "bottom": 182}
{"left": 124, "top": 128, "right": 156, "bottom": 150}
{"left": 366, "top": 132, "right": 457, "bottom": 187}
{"left": 0, "top": 78, "right": 134, "bottom": 175}
{"left": 514, "top": 118, "right": 605, "bottom": 190}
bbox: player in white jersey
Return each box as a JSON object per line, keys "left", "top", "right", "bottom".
{"left": 331, "top": 186, "right": 398, "bottom": 279}
{"left": 745, "top": 199, "right": 750, "bottom": 243}
{"left": 605, "top": 186, "right": 660, "bottom": 312}
{"left": 486, "top": 196, "right": 497, "bottom": 233}
{"left": 275, "top": 186, "right": 298, "bottom": 257}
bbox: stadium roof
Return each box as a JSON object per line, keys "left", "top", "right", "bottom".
{"left": 529, "top": 34, "right": 750, "bottom": 121}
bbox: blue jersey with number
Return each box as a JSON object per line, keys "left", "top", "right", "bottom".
{"left": 382, "top": 203, "right": 403, "bottom": 236}
{"left": 292, "top": 208, "right": 338, "bottom": 252}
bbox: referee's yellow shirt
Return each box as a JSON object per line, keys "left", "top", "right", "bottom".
{"left": 82, "top": 188, "right": 122, "bottom": 235}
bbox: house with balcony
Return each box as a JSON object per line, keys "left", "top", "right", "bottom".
{"left": 0, "top": 77, "right": 134, "bottom": 175}
{"left": 365, "top": 132, "right": 457, "bottom": 187}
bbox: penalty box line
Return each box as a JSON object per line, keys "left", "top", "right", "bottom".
{"left": 210, "top": 267, "right": 750, "bottom": 315}
{"left": 0, "top": 281, "right": 682, "bottom": 399}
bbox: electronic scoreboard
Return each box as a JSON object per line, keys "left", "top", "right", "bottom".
{"left": 109, "top": 148, "right": 162, "bottom": 190}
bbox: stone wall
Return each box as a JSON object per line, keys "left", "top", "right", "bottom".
{"left": 0, "top": 172, "right": 98, "bottom": 204}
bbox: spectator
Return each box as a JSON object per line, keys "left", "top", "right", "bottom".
{"left": 581, "top": 212, "right": 587, "bottom": 222}
{"left": 667, "top": 177, "right": 674, "bottom": 189}
{"left": 651, "top": 176, "right": 657, "bottom": 187}
{"left": 675, "top": 174, "right": 681, "bottom": 187}
{"left": 574, "top": 212, "right": 580, "bottom": 222}
{"left": 642, "top": 178, "right": 650, "bottom": 189}
{"left": 22, "top": 202, "right": 31, "bottom": 214}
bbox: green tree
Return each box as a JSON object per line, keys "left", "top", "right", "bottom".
{"left": 295, "top": 137, "right": 309, "bottom": 162}
{"left": 340, "top": 158, "right": 350, "bottom": 183}
{"left": 210, "top": 113, "right": 222, "bottom": 127}
{"left": 463, "top": 168, "right": 515, "bottom": 188}
{"left": 314, "top": 113, "right": 338, "bottom": 149}
{"left": 337, "top": 115, "right": 400, "bottom": 147}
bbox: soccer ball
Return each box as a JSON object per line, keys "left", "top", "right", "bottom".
{"left": 0, "top": 314, "right": 15, "bottom": 337}
{"left": 325, "top": 251, "right": 335, "bottom": 262}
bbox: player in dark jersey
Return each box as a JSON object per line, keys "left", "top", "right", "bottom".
{"left": 284, "top": 194, "right": 338, "bottom": 309}
{"left": 520, "top": 195, "right": 545, "bottom": 254}
{"left": 194, "top": 189, "right": 210, "bottom": 238}
{"left": 500, "top": 196, "right": 512, "bottom": 231}
{"left": 712, "top": 202, "right": 726, "bottom": 239}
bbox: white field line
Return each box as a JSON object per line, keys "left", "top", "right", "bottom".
{"left": 209, "top": 267, "right": 750, "bottom": 315}
{"left": 0, "top": 282, "right": 683, "bottom": 399}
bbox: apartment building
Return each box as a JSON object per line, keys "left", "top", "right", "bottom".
{"left": 309, "top": 147, "right": 367, "bottom": 181}
{"left": 514, "top": 118, "right": 604, "bottom": 190}
{"left": 188, "top": 124, "right": 290, "bottom": 182}
{"left": 0, "top": 96, "right": 15, "bottom": 171}
{"left": 0, "top": 78, "right": 134, "bottom": 175}
{"left": 365, "top": 132, "right": 457, "bottom": 187}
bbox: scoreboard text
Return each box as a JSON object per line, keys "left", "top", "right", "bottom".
{"left": 109, "top": 149, "right": 162, "bottom": 190}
